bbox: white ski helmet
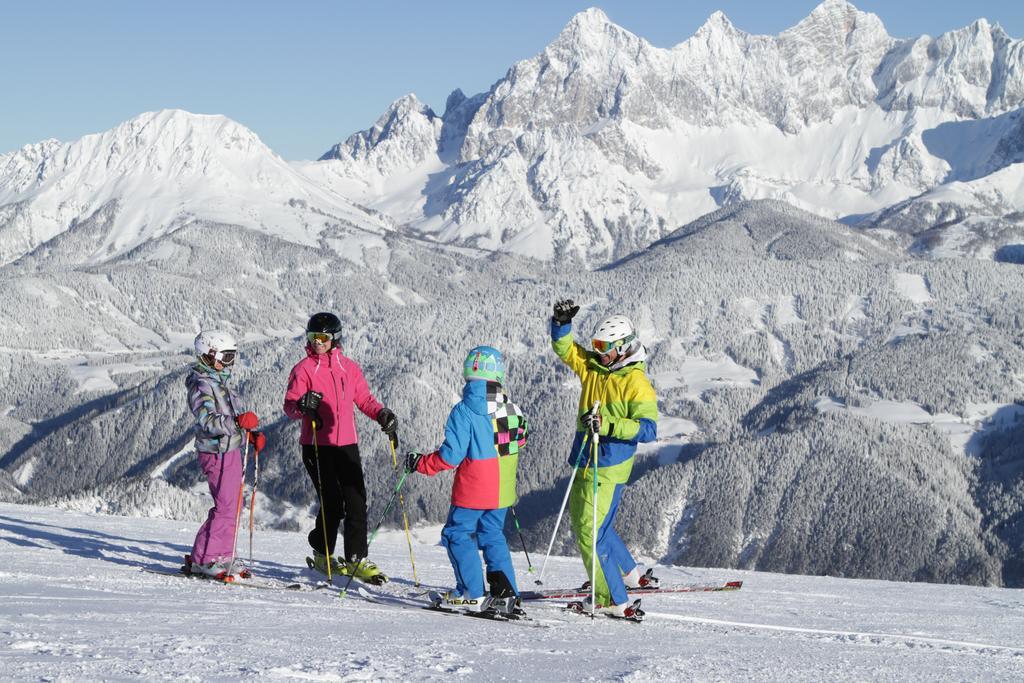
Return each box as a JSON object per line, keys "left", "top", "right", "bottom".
{"left": 194, "top": 330, "right": 237, "bottom": 366}
{"left": 591, "top": 315, "right": 638, "bottom": 356}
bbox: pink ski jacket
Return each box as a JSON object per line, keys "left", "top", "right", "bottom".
{"left": 283, "top": 345, "right": 384, "bottom": 447}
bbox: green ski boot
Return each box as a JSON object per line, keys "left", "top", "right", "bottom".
{"left": 346, "top": 558, "right": 388, "bottom": 585}
{"left": 306, "top": 552, "right": 344, "bottom": 576}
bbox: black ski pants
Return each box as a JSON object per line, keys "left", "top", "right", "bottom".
{"left": 302, "top": 443, "right": 368, "bottom": 561}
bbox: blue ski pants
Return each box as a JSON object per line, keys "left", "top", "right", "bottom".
{"left": 440, "top": 505, "right": 518, "bottom": 599}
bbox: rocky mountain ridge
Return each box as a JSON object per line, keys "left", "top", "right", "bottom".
{"left": 310, "top": 0, "right": 1024, "bottom": 265}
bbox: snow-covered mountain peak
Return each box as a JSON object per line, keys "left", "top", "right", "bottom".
{"left": 550, "top": 7, "right": 648, "bottom": 60}
{"left": 783, "top": 0, "right": 889, "bottom": 51}
{"left": 1, "top": 109, "right": 282, "bottom": 200}
{"left": 988, "top": 21, "right": 1012, "bottom": 42}
{"left": 558, "top": 7, "right": 615, "bottom": 39}
{"left": 1, "top": 137, "right": 62, "bottom": 165}
{"left": 307, "top": 4, "right": 1024, "bottom": 266}
{"left": 109, "top": 108, "right": 266, "bottom": 154}
{"left": 319, "top": 93, "right": 442, "bottom": 177}
{"left": 376, "top": 94, "right": 435, "bottom": 124}
{"left": 443, "top": 89, "right": 468, "bottom": 117}
{"left": 686, "top": 10, "right": 755, "bottom": 61}
{"left": 798, "top": 0, "right": 880, "bottom": 31}
{"left": 92, "top": 109, "right": 269, "bottom": 163}
{"left": 0, "top": 138, "right": 64, "bottom": 195}
{"left": 0, "top": 109, "right": 387, "bottom": 266}
{"left": 696, "top": 10, "right": 737, "bottom": 33}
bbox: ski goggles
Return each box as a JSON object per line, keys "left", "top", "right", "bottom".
{"left": 306, "top": 332, "right": 334, "bottom": 345}
{"left": 211, "top": 350, "right": 236, "bottom": 366}
{"left": 592, "top": 333, "right": 635, "bottom": 354}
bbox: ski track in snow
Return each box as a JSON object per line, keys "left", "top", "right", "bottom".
{"left": 2, "top": 503, "right": 1023, "bottom": 681}
{"left": 644, "top": 611, "right": 1024, "bottom": 655}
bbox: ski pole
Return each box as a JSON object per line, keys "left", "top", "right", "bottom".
{"left": 509, "top": 506, "right": 535, "bottom": 575}
{"left": 228, "top": 431, "right": 251, "bottom": 578}
{"left": 536, "top": 400, "right": 599, "bottom": 585}
{"left": 248, "top": 449, "right": 260, "bottom": 564}
{"left": 590, "top": 418, "right": 600, "bottom": 619}
{"left": 339, "top": 465, "right": 414, "bottom": 602}
{"left": 535, "top": 439, "right": 585, "bottom": 585}
{"left": 311, "top": 419, "right": 333, "bottom": 583}
{"left": 388, "top": 434, "right": 419, "bottom": 586}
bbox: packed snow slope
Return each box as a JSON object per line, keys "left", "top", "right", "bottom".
{"left": 2, "top": 503, "right": 1023, "bottom": 682}
{"left": 308, "top": 0, "right": 1024, "bottom": 265}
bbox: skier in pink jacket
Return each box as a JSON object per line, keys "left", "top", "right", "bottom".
{"left": 283, "top": 312, "right": 397, "bottom": 584}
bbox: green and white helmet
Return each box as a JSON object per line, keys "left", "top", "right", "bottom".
{"left": 463, "top": 346, "right": 504, "bottom": 382}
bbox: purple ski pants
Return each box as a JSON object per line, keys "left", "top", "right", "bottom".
{"left": 191, "top": 449, "right": 243, "bottom": 565}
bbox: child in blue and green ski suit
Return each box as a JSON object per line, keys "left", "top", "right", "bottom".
{"left": 550, "top": 300, "right": 658, "bottom": 614}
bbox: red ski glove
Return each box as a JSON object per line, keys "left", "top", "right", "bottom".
{"left": 236, "top": 412, "right": 259, "bottom": 430}
{"left": 248, "top": 430, "right": 267, "bottom": 454}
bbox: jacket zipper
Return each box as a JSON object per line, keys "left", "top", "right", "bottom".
{"left": 333, "top": 355, "right": 344, "bottom": 444}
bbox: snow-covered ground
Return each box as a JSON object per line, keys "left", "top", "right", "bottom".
{"left": 653, "top": 356, "right": 760, "bottom": 400}
{"left": 813, "top": 397, "right": 1024, "bottom": 456}
{"left": 1, "top": 503, "right": 1023, "bottom": 681}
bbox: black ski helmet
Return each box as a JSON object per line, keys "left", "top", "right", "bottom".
{"left": 306, "top": 312, "right": 343, "bottom": 345}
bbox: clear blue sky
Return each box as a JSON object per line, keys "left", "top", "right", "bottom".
{"left": 2, "top": 1, "right": 1021, "bottom": 160}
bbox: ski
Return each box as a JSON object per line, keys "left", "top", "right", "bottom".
{"left": 355, "top": 586, "right": 433, "bottom": 609}
{"left": 140, "top": 565, "right": 306, "bottom": 591}
{"left": 423, "top": 593, "right": 536, "bottom": 624}
{"left": 356, "top": 586, "right": 543, "bottom": 627}
{"left": 423, "top": 603, "right": 517, "bottom": 622}
{"left": 520, "top": 579, "right": 742, "bottom": 601}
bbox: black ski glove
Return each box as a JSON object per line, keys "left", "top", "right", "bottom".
{"left": 376, "top": 407, "right": 398, "bottom": 435}
{"left": 405, "top": 451, "right": 422, "bottom": 474}
{"left": 553, "top": 299, "right": 580, "bottom": 325}
{"left": 297, "top": 390, "right": 323, "bottom": 418}
{"left": 582, "top": 407, "right": 602, "bottom": 435}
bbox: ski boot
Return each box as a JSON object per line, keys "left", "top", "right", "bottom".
{"left": 567, "top": 597, "right": 645, "bottom": 622}
{"left": 343, "top": 558, "right": 389, "bottom": 586}
{"left": 487, "top": 595, "right": 527, "bottom": 619}
{"left": 306, "top": 552, "right": 344, "bottom": 576}
{"left": 624, "top": 567, "right": 660, "bottom": 590}
{"left": 581, "top": 566, "right": 660, "bottom": 591}
{"left": 184, "top": 555, "right": 232, "bottom": 581}
{"left": 486, "top": 570, "right": 526, "bottom": 619}
{"left": 228, "top": 558, "right": 253, "bottom": 580}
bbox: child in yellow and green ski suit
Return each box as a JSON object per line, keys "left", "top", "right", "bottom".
{"left": 550, "top": 299, "right": 658, "bottom": 614}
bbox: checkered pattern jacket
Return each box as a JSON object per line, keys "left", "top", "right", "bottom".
{"left": 415, "top": 379, "right": 528, "bottom": 509}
